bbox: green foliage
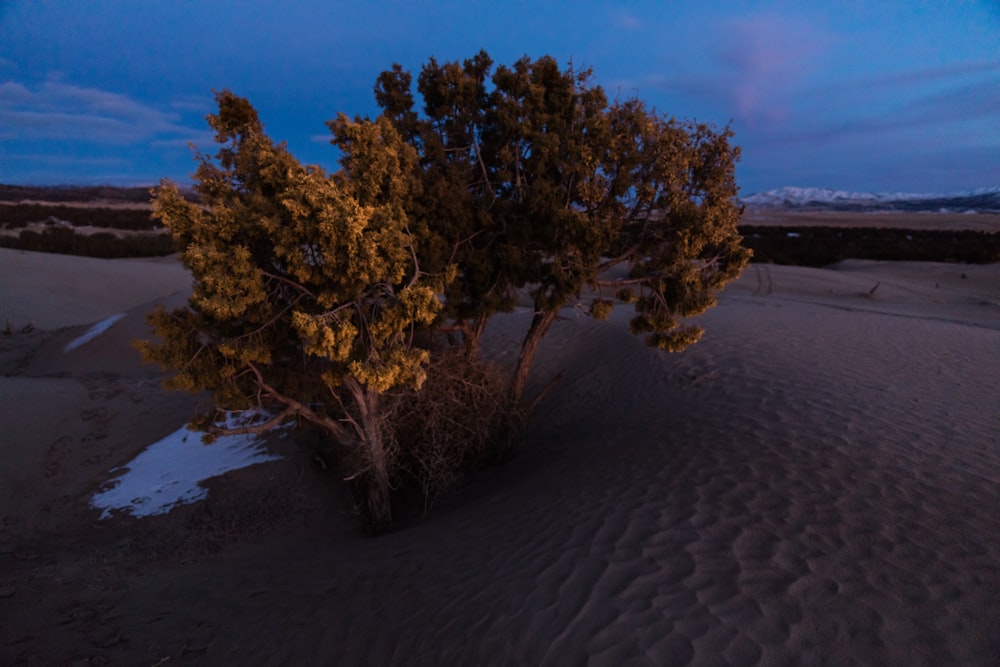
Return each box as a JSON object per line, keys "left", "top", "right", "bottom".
{"left": 589, "top": 299, "right": 614, "bottom": 320}
{"left": 372, "top": 52, "right": 751, "bottom": 400}
{"left": 144, "top": 92, "right": 436, "bottom": 404}
{"left": 140, "top": 91, "right": 440, "bottom": 528}
{"left": 0, "top": 203, "right": 159, "bottom": 230}
{"left": 0, "top": 226, "right": 175, "bottom": 258}
{"left": 141, "top": 52, "right": 753, "bottom": 530}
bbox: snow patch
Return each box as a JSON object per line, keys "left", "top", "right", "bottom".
{"left": 741, "top": 186, "right": 929, "bottom": 206}
{"left": 64, "top": 313, "right": 126, "bottom": 352}
{"left": 91, "top": 412, "right": 284, "bottom": 519}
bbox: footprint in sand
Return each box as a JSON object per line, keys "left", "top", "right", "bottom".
{"left": 80, "top": 407, "right": 109, "bottom": 421}
{"left": 182, "top": 622, "right": 215, "bottom": 658}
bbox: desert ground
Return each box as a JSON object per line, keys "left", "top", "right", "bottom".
{"left": 1, "top": 239, "right": 998, "bottom": 664}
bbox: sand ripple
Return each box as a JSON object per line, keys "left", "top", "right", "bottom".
{"left": 3, "top": 261, "right": 997, "bottom": 664}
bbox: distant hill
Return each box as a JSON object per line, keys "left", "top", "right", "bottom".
{"left": 0, "top": 183, "right": 199, "bottom": 204}
{"left": 741, "top": 186, "right": 1000, "bottom": 213}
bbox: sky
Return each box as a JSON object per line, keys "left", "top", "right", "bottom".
{"left": 1, "top": 0, "right": 998, "bottom": 195}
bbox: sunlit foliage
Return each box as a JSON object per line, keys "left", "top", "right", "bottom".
{"left": 139, "top": 92, "right": 439, "bottom": 528}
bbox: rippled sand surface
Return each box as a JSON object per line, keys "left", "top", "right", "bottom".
{"left": 1, "top": 251, "right": 997, "bottom": 665}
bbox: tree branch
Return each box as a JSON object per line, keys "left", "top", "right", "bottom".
{"left": 260, "top": 269, "right": 316, "bottom": 299}
{"left": 206, "top": 406, "right": 298, "bottom": 437}
{"left": 243, "top": 361, "right": 354, "bottom": 442}
{"left": 592, "top": 277, "right": 650, "bottom": 288}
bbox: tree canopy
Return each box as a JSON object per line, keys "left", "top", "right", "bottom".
{"left": 141, "top": 52, "right": 750, "bottom": 530}
{"left": 370, "top": 51, "right": 750, "bottom": 400}
{"left": 141, "top": 92, "right": 441, "bottom": 527}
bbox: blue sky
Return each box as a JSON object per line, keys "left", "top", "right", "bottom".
{"left": 1, "top": 1, "right": 997, "bottom": 194}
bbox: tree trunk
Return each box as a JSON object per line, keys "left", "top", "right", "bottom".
{"left": 363, "top": 388, "right": 393, "bottom": 530}
{"left": 509, "top": 309, "right": 557, "bottom": 403}
{"left": 463, "top": 313, "right": 490, "bottom": 357}
{"left": 344, "top": 379, "right": 393, "bottom": 531}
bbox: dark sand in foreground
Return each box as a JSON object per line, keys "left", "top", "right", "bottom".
{"left": 1, "top": 248, "right": 998, "bottom": 665}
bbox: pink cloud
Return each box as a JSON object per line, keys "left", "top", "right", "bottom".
{"left": 715, "top": 14, "right": 834, "bottom": 125}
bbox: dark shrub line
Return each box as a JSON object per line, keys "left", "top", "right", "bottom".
{"left": 0, "top": 227, "right": 176, "bottom": 258}
{"left": 741, "top": 226, "right": 1000, "bottom": 265}
{"left": 0, "top": 203, "right": 160, "bottom": 231}
{"left": 5, "top": 223, "right": 997, "bottom": 265}
{"left": 0, "top": 184, "right": 153, "bottom": 203}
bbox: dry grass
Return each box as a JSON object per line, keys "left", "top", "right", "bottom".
{"left": 382, "top": 349, "right": 522, "bottom": 512}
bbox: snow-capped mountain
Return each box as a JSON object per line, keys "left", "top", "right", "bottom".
{"left": 741, "top": 186, "right": 1000, "bottom": 212}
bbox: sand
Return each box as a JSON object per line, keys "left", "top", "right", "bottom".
{"left": 1, "top": 247, "right": 998, "bottom": 665}
{"left": 0, "top": 249, "right": 190, "bottom": 330}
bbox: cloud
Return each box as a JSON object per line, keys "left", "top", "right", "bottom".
{"left": 856, "top": 60, "right": 1000, "bottom": 88}
{"left": 0, "top": 78, "right": 204, "bottom": 145}
{"left": 903, "top": 75, "right": 1000, "bottom": 127}
{"left": 610, "top": 9, "right": 643, "bottom": 31}
{"left": 150, "top": 132, "right": 218, "bottom": 150}
{"left": 1, "top": 153, "right": 128, "bottom": 167}
{"left": 712, "top": 13, "right": 833, "bottom": 125}
{"left": 636, "top": 12, "right": 835, "bottom": 127}
{"left": 169, "top": 95, "right": 213, "bottom": 114}
{"left": 772, "top": 69, "right": 1000, "bottom": 148}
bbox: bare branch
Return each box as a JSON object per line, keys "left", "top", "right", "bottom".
{"left": 592, "top": 277, "right": 650, "bottom": 288}
{"left": 206, "top": 406, "right": 298, "bottom": 437}
{"left": 596, "top": 243, "right": 641, "bottom": 272}
{"left": 260, "top": 269, "right": 316, "bottom": 299}
{"left": 244, "top": 362, "right": 354, "bottom": 442}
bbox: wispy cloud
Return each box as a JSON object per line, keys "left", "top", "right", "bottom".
{"left": 712, "top": 13, "right": 833, "bottom": 125}
{"left": 150, "top": 133, "right": 218, "bottom": 150}
{"left": 902, "top": 75, "right": 1000, "bottom": 127}
{"left": 1, "top": 153, "right": 129, "bottom": 167}
{"left": 169, "top": 95, "right": 213, "bottom": 114}
{"left": 854, "top": 60, "right": 1000, "bottom": 88}
{"left": 636, "top": 12, "right": 835, "bottom": 127}
{"left": 0, "top": 78, "right": 204, "bottom": 144}
{"left": 773, "top": 68, "right": 1000, "bottom": 147}
{"left": 610, "top": 9, "right": 643, "bottom": 31}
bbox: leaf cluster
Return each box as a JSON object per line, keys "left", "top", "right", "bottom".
{"left": 141, "top": 92, "right": 440, "bottom": 439}
{"left": 372, "top": 51, "right": 750, "bottom": 358}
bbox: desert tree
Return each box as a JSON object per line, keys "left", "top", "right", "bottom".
{"left": 372, "top": 52, "right": 751, "bottom": 402}
{"left": 141, "top": 53, "right": 750, "bottom": 528}
{"left": 368, "top": 52, "right": 510, "bottom": 356}
{"left": 138, "top": 91, "right": 441, "bottom": 528}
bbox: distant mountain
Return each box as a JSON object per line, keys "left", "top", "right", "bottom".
{"left": 741, "top": 186, "right": 1000, "bottom": 213}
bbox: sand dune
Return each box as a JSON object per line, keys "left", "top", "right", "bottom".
{"left": 0, "top": 248, "right": 190, "bottom": 330}
{"left": 1, "top": 250, "right": 998, "bottom": 664}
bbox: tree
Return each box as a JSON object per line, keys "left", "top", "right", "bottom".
{"left": 372, "top": 52, "right": 751, "bottom": 402}
{"left": 142, "top": 53, "right": 750, "bottom": 532}
{"left": 138, "top": 91, "right": 440, "bottom": 528}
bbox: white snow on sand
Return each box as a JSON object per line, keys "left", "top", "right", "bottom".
{"left": 64, "top": 313, "right": 126, "bottom": 352}
{"left": 91, "top": 413, "right": 283, "bottom": 519}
